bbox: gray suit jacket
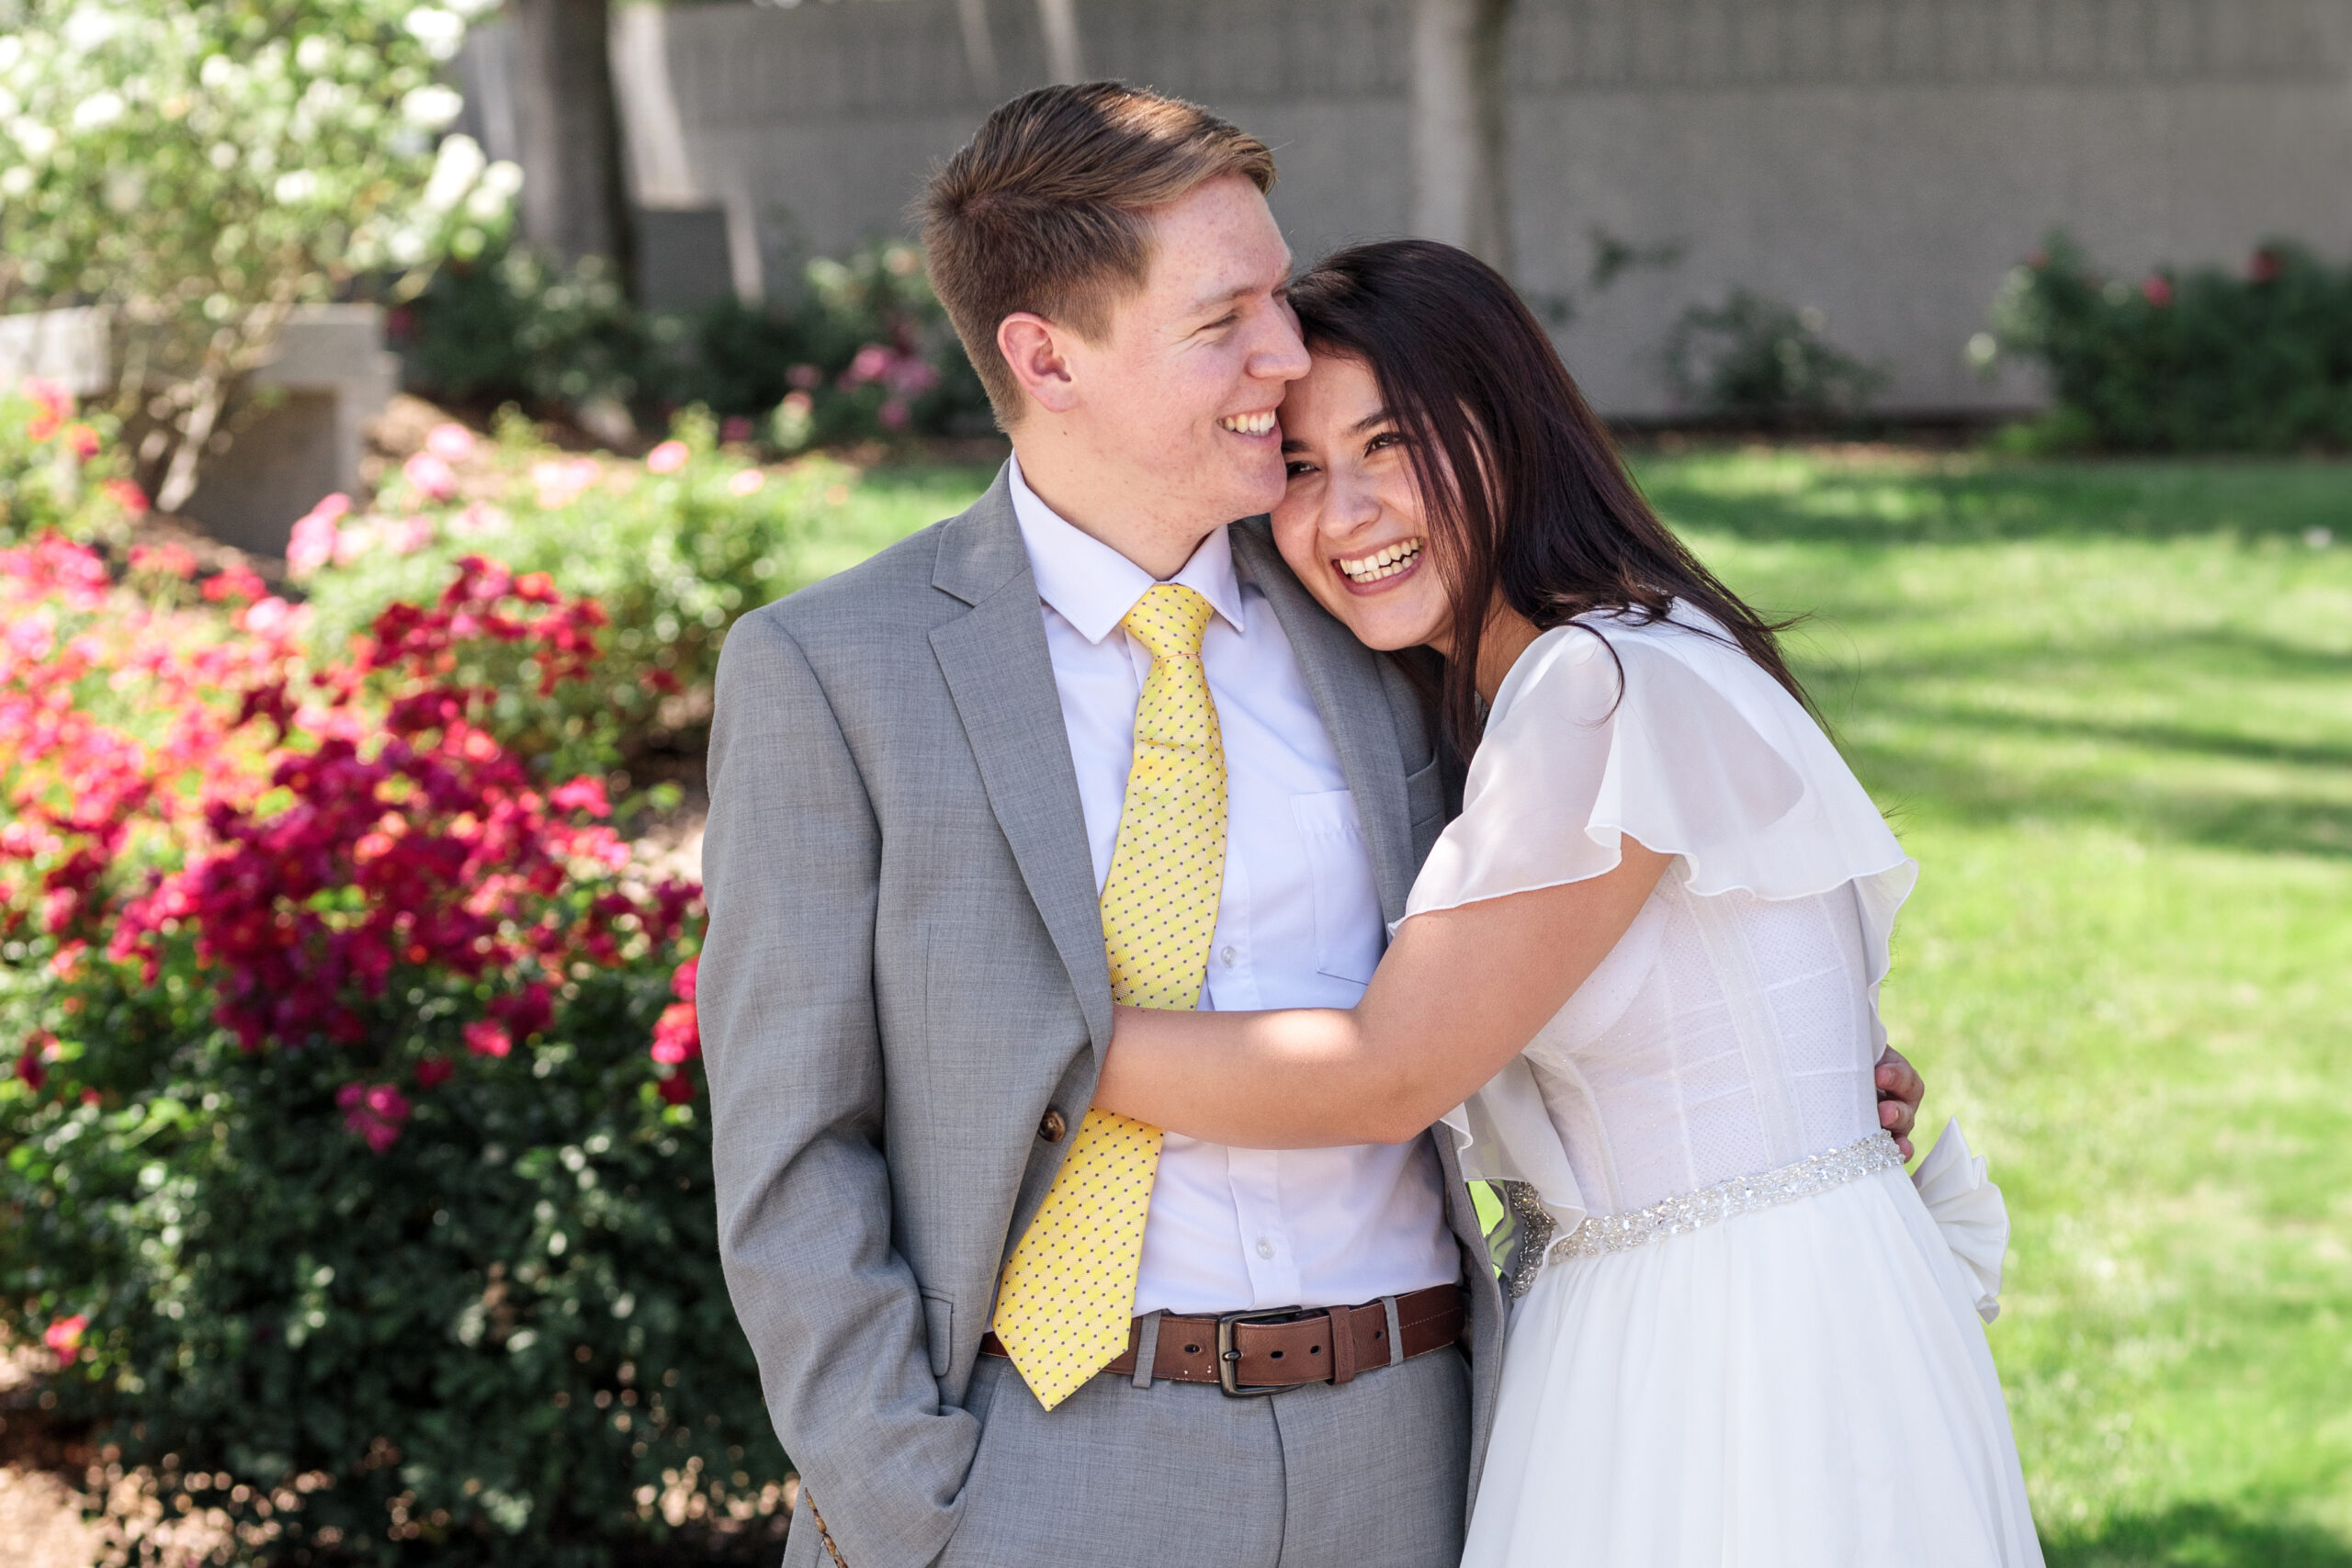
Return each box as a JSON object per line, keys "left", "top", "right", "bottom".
{"left": 700, "top": 468, "right": 1505, "bottom": 1565}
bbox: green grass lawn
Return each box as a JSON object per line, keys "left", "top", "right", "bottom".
{"left": 805, "top": 447, "right": 2352, "bottom": 1565}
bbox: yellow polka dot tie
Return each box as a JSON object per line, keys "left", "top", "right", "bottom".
{"left": 994, "top": 583, "right": 1228, "bottom": 1410}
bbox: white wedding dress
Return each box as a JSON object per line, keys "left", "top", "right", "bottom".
{"left": 1420, "top": 608, "right": 2042, "bottom": 1567}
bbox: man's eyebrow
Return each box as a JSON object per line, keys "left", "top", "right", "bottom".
{"left": 1186, "top": 280, "right": 1256, "bottom": 313}
{"left": 1188, "top": 258, "right": 1294, "bottom": 315}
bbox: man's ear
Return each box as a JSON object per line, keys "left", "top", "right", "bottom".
{"left": 997, "top": 312, "right": 1081, "bottom": 417}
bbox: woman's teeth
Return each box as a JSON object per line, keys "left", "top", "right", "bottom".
{"left": 1219, "top": 411, "right": 1278, "bottom": 435}
{"left": 1338, "top": 539, "right": 1423, "bottom": 584}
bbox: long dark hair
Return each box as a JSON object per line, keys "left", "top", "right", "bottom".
{"left": 1284, "top": 239, "right": 1810, "bottom": 754}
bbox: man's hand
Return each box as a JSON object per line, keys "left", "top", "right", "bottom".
{"left": 1875, "top": 1048, "right": 1926, "bottom": 1161}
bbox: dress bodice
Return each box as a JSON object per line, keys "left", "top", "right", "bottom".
{"left": 1519, "top": 874, "right": 1882, "bottom": 1215}
{"left": 1405, "top": 605, "right": 1917, "bottom": 1236}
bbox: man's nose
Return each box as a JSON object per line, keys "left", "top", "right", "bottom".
{"left": 1250, "top": 307, "right": 1312, "bottom": 382}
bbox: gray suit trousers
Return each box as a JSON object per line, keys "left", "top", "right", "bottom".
{"left": 783, "top": 1348, "right": 1471, "bottom": 1568}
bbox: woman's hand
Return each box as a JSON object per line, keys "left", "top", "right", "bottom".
{"left": 1091, "top": 841, "right": 1672, "bottom": 1147}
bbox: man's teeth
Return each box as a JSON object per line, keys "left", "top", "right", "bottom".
{"left": 1338, "top": 539, "right": 1424, "bottom": 584}
{"left": 1219, "top": 411, "right": 1277, "bottom": 435}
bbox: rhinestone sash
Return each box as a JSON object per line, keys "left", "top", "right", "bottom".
{"left": 1547, "top": 1129, "right": 1905, "bottom": 1266}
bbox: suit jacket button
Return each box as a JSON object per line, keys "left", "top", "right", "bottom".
{"left": 1038, "top": 1107, "right": 1069, "bottom": 1143}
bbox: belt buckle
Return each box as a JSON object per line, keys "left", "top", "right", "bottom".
{"left": 1215, "top": 1305, "right": 1313, "bottom": 1398}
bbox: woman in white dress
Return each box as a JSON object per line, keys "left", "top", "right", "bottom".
{"left": 1091, "top": 240, "right": 2041, "bottom": 1565}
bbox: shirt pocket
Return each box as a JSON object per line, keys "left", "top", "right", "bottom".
{"left": 1290, "top": 789, "right": 1384, "bottom": 985}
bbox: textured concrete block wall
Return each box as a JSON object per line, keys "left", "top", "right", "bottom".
{"left": 635, "top": 0, "right": 2352, "bottom": 417}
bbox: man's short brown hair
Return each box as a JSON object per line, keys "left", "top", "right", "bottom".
{"left": 919, "top": 82, "right": 1276, "bottom": 423}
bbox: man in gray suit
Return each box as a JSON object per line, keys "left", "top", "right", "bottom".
{"left": 701, "top": 83, "right": 1923, "bottom": 1568}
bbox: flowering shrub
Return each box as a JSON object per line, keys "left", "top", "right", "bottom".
{"left": 1985, "top": 231, "right": 2352, "bottom": 452}
{"left": 0, "top": 534, "right": 787, "bottom": 1564}
{"left": 292, "top": 409, "right": 835, "bottom": 768}
{"left": 394, "top": 235, "right": 991, "bottom": 446}
{"left": 0, "top": 378, "right": 149, "bottom": 545}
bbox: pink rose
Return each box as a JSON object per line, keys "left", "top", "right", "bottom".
{"left": 729, "top": 468, "right": 765, "bottom": 496}
{"left": 548, "top": 775, "right": 610, "bottom": 818}
{"left": 646, "top": 440, "right": 690, "bottom": 474}
{"left": 336, "top": 1081, "right": 411, "bottom": 1154}
{"left": 424, "top": 422, "right": 478, "bottom": 463}
{"left": 531, "top": 457, "right": 601, "bottom": 509}
{"left": 44, "top": 1314, "right": 88, "bottom": 1363}
{"left": 842, "top": 344, "right": 894, "bottom": 388}
{"left": 287, "top": 494, "right": 354, "bottom": 578}
{"left": 386, "top": 514, "right": 435, "bottom": 556}
{"left": 403, "top": 450, "right": 458, "bottom": 502}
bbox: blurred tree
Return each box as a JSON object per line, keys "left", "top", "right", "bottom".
{"left": 0, "top": 0, "right": 513, "bottom": 511}
{"left": 1411, "top": 0, "right": 1514, "bottom": 275}
{"left": 508, "top": 0, "right": 636, "bottom": 290}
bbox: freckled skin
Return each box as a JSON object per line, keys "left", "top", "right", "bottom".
{"left": 999, "top": 175, "right": 1311, "bottom": 579}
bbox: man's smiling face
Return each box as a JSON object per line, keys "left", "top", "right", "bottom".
{"left": 1057, "top": 174, "right": 1310, "bottom": 536}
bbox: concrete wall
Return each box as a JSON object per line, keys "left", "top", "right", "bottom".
{"left": 616, "top": 0, "right": 2352, "bottom": 416}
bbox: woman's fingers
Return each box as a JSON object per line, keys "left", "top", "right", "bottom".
{"left": 1876, "top": 1048, "right": 1924, "bottom": 1159}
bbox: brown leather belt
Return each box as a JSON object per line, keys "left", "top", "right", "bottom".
{"left": 980, "top": 1283, "right": 1465, "bottom": 1396}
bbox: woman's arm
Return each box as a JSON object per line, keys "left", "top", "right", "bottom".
{"left": 1091, "top": 842, "right": 1674, "bottom": 1147}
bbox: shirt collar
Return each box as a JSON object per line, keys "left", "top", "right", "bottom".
{"left": 1008, "top": 452, "right": 1247, "bottom": 645}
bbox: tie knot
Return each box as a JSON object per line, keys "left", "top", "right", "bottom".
{"left": 1122, "top": 583, "right": 1215, "bottom": 662}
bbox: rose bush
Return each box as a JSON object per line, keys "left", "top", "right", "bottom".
{"left": 0, "top": 377, "right": 150, "bottom": 545}
{"left": 0, "top": 505, "right": 787, "bottom": 1562}
{"left": 288, "top": 406, "right": 835, "bottom": 772}
{"left": 1986, "top": 231, "right": 2352, "bottom": 452}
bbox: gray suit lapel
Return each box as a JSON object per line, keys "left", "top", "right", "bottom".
{"left": 1228, "top": 521, "right": 1419, "bottom": 926}
{"left": 930, "top": 469, "right": 1114, "bottom": 1055}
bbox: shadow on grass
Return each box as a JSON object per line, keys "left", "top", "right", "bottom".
{"left": 1638, "top": 457, "right": 2352, "bottom": 547}
{"left": 2042, "top": 1503, "right": 2352, "bottom": 1568}
{"left": 1849, "top": 738, "right": 2352, "bottom": 861}
{"left": 1771, "top": 623, "right": 2352, "bottom": 860}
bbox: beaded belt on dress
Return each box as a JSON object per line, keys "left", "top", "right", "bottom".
{"left": 1548, "top": 1129, "right": 1906, "bottom": 1266}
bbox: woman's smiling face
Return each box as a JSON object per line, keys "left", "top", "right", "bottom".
{"left": 1271, "top": 352, "right": 1453, "bottom": 652}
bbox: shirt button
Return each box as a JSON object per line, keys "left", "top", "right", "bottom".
{"left": 1255, "top": 1239, "right": 1274, "bottom": 1260}
{"left": 1220, "top": 946, "right": 1238, "bottom": 966}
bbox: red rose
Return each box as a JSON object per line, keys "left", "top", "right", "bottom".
{"left": 463, "top": 1020, "right": 513, "bottom": 1058}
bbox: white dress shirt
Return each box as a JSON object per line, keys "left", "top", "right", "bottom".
{"left": 1008, "top": 456, "right": 1460, "bottom": 1316}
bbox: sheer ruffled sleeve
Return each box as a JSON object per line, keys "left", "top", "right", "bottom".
{"left": 1415, "top": 609, "right": 1918, "bottom": 1241}
{"left": 1407, "top": 610, "right": 1914, "bottom": 925}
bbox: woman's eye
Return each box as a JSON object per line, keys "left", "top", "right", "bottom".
{"left": 1365, "top": 431, "right": 1402, "bottom": 455}
{"left": 1283, "top": 459, "right": 1317, "bottom": 479}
